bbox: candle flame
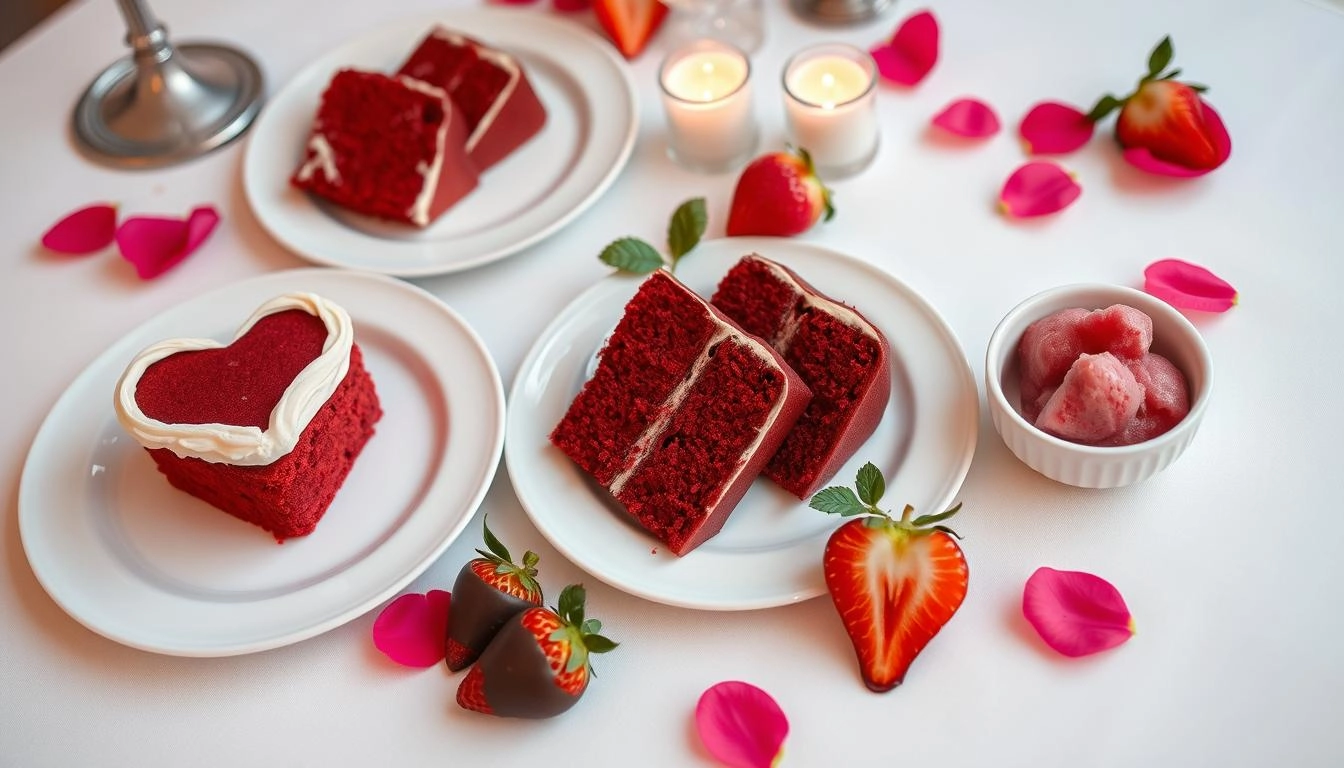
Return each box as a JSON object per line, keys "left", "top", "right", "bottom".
{"left": 821, "top": 72, "right": 835, "bottom": 89}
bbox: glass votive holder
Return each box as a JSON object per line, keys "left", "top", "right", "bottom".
{"left": 663, "top": 0, "right": 766, "bottom": 54}
{"left": 659, "top": 39, "right": 759, "bottom": 174}
{"left": 782, "top": 43, "right": 879, "bottom": 178}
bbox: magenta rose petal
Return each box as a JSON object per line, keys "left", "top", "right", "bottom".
{"left": 1121, "top": 102, "right": 1232, "bottom": 177}
{"left": 931, "top": 98, "right": 1000, "bottom": 138}
{"left": 870, "top": 10, "right": 939, "bottom": 86}
{"left": 999, "top": 161, "right": 1081, "bottom": 218}
{"left": 41, "top": 203, "right": 118, "bottom": 255}
{"left": 1023, "top": 567, "right": 1134, "bottom": 657}
{"left": 1019, "top": 101, "right": 1095, "bottom": 155}
{"left": 372, "top": 590, "right": 452, "bottom": 668}
{"left": 696, "top": 681, "right": 788, "bottom": 768}
{"left": 1144, "top": 258, "right": 1238, "bottom": 312}
{"left": 116, "top": 204, "right": 220, "bottom": 279}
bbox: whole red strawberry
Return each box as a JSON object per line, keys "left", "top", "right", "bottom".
{"left": 726, "top": 147, "right": 835, "bottom": 237}
{"left": 444, "top": 515, "right": 543, "bottom": 671}
{"left": 456, "top": 584, "right": 617, "bottom": 719}
{"left": 593, "top": 0, "right": 668, "bottom": 59}
{"left": 1086, "top": 36, "right": 1230, "bottom": 174}
{"left": 811, "top": 462, "right": 969, "bottom": 692}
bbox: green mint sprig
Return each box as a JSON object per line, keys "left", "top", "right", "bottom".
{"left": 599, "top": 197, "right": 707, "bottom": 275}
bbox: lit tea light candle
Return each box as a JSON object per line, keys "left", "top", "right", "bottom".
{"left": 659, "top": 39, "right": 758, "bottom": 173}
{"left": 782, "top": 43, "right": 879, "bottom": 177}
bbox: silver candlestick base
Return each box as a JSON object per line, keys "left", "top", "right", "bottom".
{"left": 791, "top": 0, "right": 896, "bottom": 25}
{"left": 72, "top": 0, "right": 264, "bottom": 169}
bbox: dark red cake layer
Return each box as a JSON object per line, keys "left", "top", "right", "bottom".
{"left": 290, "top": 69, "right": 478, "bottom": 226}
{"left": 146, "top": 344, "right": 382, "bottom": 540}
{"left": 712, "top": 255, "right": 891, "bottom": 499}
{"left": 135, "top": 310, "right": 328, "bottom": 430}
{"left": 550, "top": 271, "right": 811, "bottom": 555}
{"left": 397, "top": 28, "right": 546, "bottom": 171}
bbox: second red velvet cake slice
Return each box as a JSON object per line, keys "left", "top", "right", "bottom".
{"left": 550, "top": 271, "right": 812, "bottom": 556}
{"left": 712, "top": 254, "right": 891, "bottom": 499}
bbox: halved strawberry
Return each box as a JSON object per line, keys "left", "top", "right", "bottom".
{"left": 456, "top": 584, "right": 617, "bottom": 718}
{"left": 811, "top": 462, "right": 969, "bottom": 692}
{"left": 593, "top": 0, "right": 669, "bottom": 59}
{"left": 444, "top": 515, "right": 543, "bottom": 671}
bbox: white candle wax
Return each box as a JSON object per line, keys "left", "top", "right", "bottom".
{"left": 659, "top": 40, "right": 758, "bottom": 173}
{"left": 783, "top": 45, "right": 879, "bottom": 175}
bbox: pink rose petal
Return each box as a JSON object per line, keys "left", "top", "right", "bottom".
{"left": 372, "top": 590, "right": 452, "bottom": 668}
{"left": 1121, "top": 101, "right": 1232, "bottom": 177}
{"left": 931, "top": 98, "right": 1000, "bottom": 138}
{"left": 41, "top": 203, "right": 118, "bottom": 255}
{"left": 1019, "top": 101, "right": 1095, "bottom": 155}
{"left": 999, "top": 161, "right": 1081, "bottom": 218}
{"left": 696, "top": 681, "right": 788, "bottom": 768}
{"left": 1144, "top": 258, "right": 1238, "bottom": 312}
{"left": 1023, "top": 567, "right": 1134, "bottom": 657}
{"left": 870, "top": 10, "right": 939, "bottom": 86}
{"left": 115, "top": 204, "right": 220, "bottom": 279}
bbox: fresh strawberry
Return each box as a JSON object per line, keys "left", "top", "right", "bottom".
{"left": 443, "top": 515, "right": 543, "bottom": 671}
{"left": 726, "top": 148, "right": 835, "bottom": 238}
{"left": 456, "top": 584, "right": 617, "bottom": 718}
{"left": 1085, "top": 36, "right": 1229, "bottom": 173}
{"left": 593, "top": 0, "right": 669, "bottom": 59}
{"left": 810, "top": 462, "right": 968, "bottom": 692}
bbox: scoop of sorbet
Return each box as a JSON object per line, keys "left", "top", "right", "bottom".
{"left": 1036, "top": 353, "right": 1144, "bottom": 442}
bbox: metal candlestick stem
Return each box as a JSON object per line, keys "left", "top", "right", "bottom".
{"left": 790, "top": 0, "right": 896, "bottom": 25}
{"left": 72, "top": 0, "right": 265, "bottom": 168}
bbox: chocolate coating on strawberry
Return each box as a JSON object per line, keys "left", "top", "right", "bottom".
{"left": 456, "top": 584, "right": 617, "bottom": 719}
{"left": 444, "top": 516, "right": 543, "bottom": 671}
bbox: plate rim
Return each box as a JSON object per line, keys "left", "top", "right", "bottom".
{"left": 18, "top": 268, "right": 505, "bottom": 656}
{"left": 505, "top": 238, "right": 979, "bottom": 611}
{"left": 242, "top": 8, "right": 638, "bottom": 277}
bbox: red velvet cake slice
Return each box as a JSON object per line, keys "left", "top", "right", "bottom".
{"left": 291, "top": 69, "right": 479, "bottom": 227}
{"left": 114, "top": 293, "right": 383, "bottom": 540}
{"left": 550, "top": 271, "right": 812, "bottom": 556}
{"left": 712, "top": 254, "right": 891, "bottom": 499}
{"left": 397, "top": 26, "right": 547, "bottom": 171}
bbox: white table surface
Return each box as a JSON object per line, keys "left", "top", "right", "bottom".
{"left": 3, "top": 0, "right": 1342, "bottom": 765}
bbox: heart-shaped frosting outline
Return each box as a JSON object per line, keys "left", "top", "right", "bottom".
{"left": 114, "top": 292, "right": 354, "bottom": 466}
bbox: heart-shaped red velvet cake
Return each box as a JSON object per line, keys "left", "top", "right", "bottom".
{"left": 115, "top": 293, "right": 383, "bottom": 540}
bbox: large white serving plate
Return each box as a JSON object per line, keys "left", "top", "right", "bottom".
{"left": 506, "top": 239, "right": 979, "bottom": 610}
{"left": 243, "top": 9, "right": 637, "bottom": 276}
{"left": 19, "top": 269, "right": 505, "bottom": 656}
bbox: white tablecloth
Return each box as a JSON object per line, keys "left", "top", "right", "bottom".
{"left": 3, "top": 0, "right": 1342, "bottom": 764}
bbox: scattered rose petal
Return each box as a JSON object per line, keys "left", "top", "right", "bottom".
{"left": 696, "top": 681, "right": 788, "bottom": 768}
{"left": 552, "top": 0, "right": 590, "bottom": 10}
{"left": 1121, "top": 102, "right": 1232, "bottom": 177}
{"left": 115, "top": 205, "right": 220, "bottom": 279}
{"left": 998, "top": 161, "right": 1081, "bottom": 218}
{"left": 870, "top": 10, "right": 939, "bottom": 86}
{"left": 1023, "top": 567, "right": 1134, "bottom": 657}
{"left": 372, "top": 590, "right": 452, "bottom": 667}
{"left": 1144, "top": 258, "right": 1237, "bottom": 312}
{"left": 931, "top": 98, "right": 1000, "bottom": 138}
{"left": 41, "top": 203, "right": 118, "bottom": 255}
{"left": 1019, "top": 101, "right": 1095, "bottom": 155}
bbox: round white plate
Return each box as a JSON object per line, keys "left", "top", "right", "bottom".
{"left": 242, "top": 9, "right": 637, "bottom": 276}
{"left": 19, "top": 269, "right": 505, "bottom": 656}
{"left": 506, "top": 239, "right": 979, "bottom": 610}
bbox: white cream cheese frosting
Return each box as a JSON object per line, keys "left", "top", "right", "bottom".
{"left": 113, "top": 292, "right": 354, "bottom": 466}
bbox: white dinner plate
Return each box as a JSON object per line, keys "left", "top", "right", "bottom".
{"left": 506, "top": 239, "right": 979, "bottom": 610}
{"left": 19, "top": 269, "right": 505, "bottom": 656}
{"left": 242, "top": 9, "right": 637, "bottom": 276}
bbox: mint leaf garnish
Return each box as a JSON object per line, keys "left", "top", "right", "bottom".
{"left": 809, "top": 486, "right": 868, "bottom": 517}
{"left": 855, "top": 462, "right": 885, "bottom": 507}
{"left": 600, "top": 237, "right": 665, "bottom": 275}
{"left": 667, "top": 197, "right": 707, "bottom": 265}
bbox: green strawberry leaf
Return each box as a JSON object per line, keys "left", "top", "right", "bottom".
{"left": 1187, "top": 83, "right": 1209, "bottom": 93}
{"left": 581, "top": 618, "right": 602, "bottom": 634}
{"left": 558, "top": 584, "right": 586, "bottom": 626}
{"left": 584, "top": 634, "right": 619, "bottom": 654}
{"left": 667, "top": 197, "right": 707, "bottom": 265}
{"left": 1159, "top": 67, "right": 1182, "bottom": 81}
{"left": 480, "top": 514, "right": 511, "bottom": 563}
{"left": 933, "top": 524, "right": 963, "bottom": 540}
{"left": 600, "top": 237, "right": 665, "bottom": 275}
{"left": 1084, "top": 94, "right": 1125, "bottom": 123}
{"left": 1146, "top": 36, "right": 1173, "bottom": 80}
{"left": 911, "top": 502, "right": 963, "bottom": 528}
{"left": 522, "top": 550, "right": 539, "bottom": 569}
{"left": 855, "top": 462, "right": 885, "bottom": 507}
{"left": 809, "top": 486, "right": 868, "bottom": 517}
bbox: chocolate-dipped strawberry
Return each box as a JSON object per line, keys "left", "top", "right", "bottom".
{"left": 444, "top": 516, "right": 543, "bottom": 671}
{"left": 456, "top": 584, "right": 617, "bottom": 719}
